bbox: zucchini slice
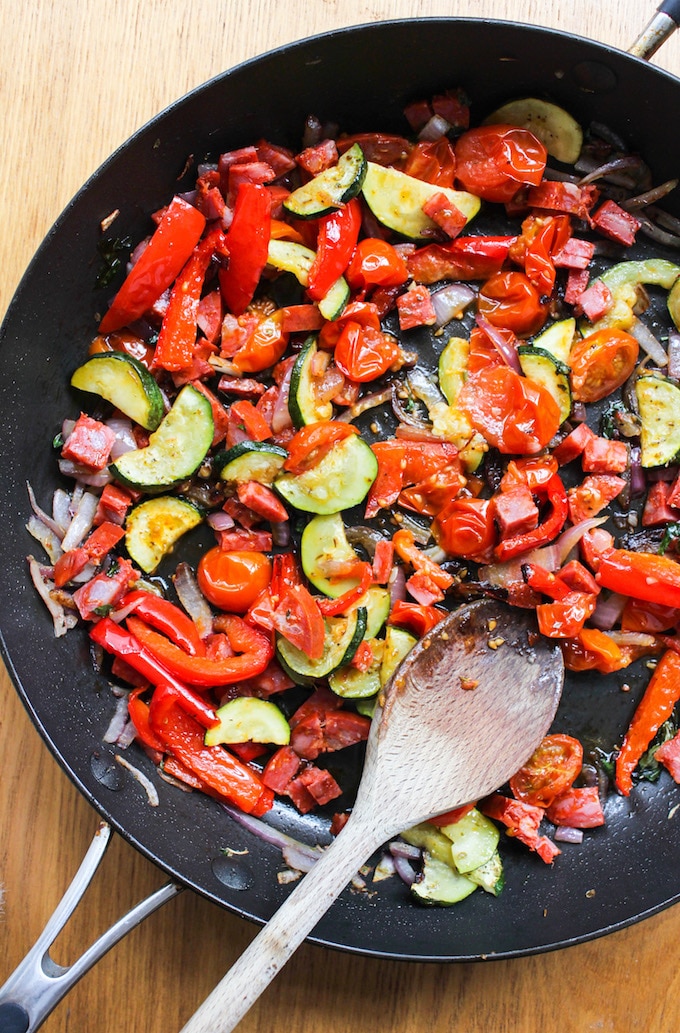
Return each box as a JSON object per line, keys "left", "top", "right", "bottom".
{"left": 328, "top": 638, "right": 383, "bottom": 699}
{"left": 276, "top": 608, "right": 367, "bottom": 683}
{"left": 380, "top": 626, "right": 417, "bottom": 686}
{"left": 532, "top": 317, "right": 576, "bottom": 366}
{"left": 361, "top": 161, "right": 480, "bottom": 240}
{"left": 466, "top": 852, "right": 505, "bottom": 896}
{"left": 111, "top": 384, "right": 214, "bottom": 491}
{"left": 125, "top": 495, "right": 203, "bottom": 573}
{"left": 274, "top": 433, "right": 378, "bottom": 515}
{"left": 204, "top": 698, "right": 290, "bottom": 747}
{"left": 288, "top": 337, "right": 333, "bottom": 428}
{"left": 635, "top": 373, "right": 680, "bottom": 467}
{"left": 217, "top": 440, "right": 288, "bottom": 485}
{"left": 411, "top": 851, "right": 477, "bottom": 906}
{"left": 358, "top": 586, "right": 391, "bottom": 639}
{"left": 438, "top": 808, "right": 500, "bottom": 874}
{"left": 71, "top": 352, "right": 165, "bottom": 431}
{"left": 267, "top": 239, "right": 349, "bottom": 321}
{"left": 668, "top": 276, "right": 680, "bottom": 329}
{"left": 283, "top": 143, "right": 367, "bottom": 219}
{"left": 438, "top": 336, "right": 470, "bottom": 407}
{"left": 587, "top": 258, "right": 680, "bottom": 333}
{"left": 484, "top": 98, "right": 583, "bottom": 164}
{"left": 300, "top": 513, "right": 362, "bottom": 598}
{"left": 518, "top": 345, "right": 571, "bottom": 424}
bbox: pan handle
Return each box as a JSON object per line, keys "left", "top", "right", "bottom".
{"left": 630, "top": 0, "right": 680, "bottom": 58}
{"left": 0, "top": 821, "right": 182, "bottom": 1033}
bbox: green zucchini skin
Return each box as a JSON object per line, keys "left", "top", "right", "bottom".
{"left": 275, "top": 434, "right": 378, "bottom": 515}
{"left": 204, "top": 698, "right": 290, "bottom": 747}
{"left": 111, "top": 384, "right": 214, "bottom": 491}
{"left": 216, "top": 440, "right": 288, "bottom": 485}
{"left": 635, "top": 373, "right": 680, "bottom": 468}
{"left": 266, "top": 239, "right": 349, "bottom": 321}
{"left": 288, "top": 337, "right": 333, "bottom": 428}
{"left": 275, "top": 608, "right": 367, "bottom": 683}
{"left": 125, "top": 495, "right": 203, "bottom": 573}
{"left": 360, "top": 161, "right": 480, "bottom": 240}
{"left": 71, "top": 351, "right": 165, "bottom": 431}
{"left": 283, "top": 143, "right": 367, "bottom": 220}
{"left": 518, "top": 345, "right": 572, "bottom": 424}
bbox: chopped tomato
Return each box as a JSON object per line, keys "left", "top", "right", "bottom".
{"left": 283, "top": 421, "right": 358, "bottom": 474}
{"left": 455, "top": 125, "right": 547, "bottom": 203}
{"left": 458, "top": 366, "right": 561, "bottom": 455}
{"left": 334, "top": 321, "right": 399, "bottom": 382}
{"left": 477, "top": 271, "right": 549, "bottom": 337}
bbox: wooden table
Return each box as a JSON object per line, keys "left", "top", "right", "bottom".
{"left": 2, "top": 2, "right": 679, "bottom": 1030}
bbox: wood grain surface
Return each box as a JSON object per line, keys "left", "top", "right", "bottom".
{"left": 1, "top": 3, "right": 679, "bottom": 1032}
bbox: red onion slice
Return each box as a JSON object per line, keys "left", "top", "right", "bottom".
{"left": 629, "top": 318, "right": 668, "bottom": 367}
{"left": 430, "top": 283, "right": 476, "bottom": 328}
{"left": 475, "top": 314, "right": 521, "bottom": 373}
{"left": 668, "top": 331, "right": 680, "bottom": 380}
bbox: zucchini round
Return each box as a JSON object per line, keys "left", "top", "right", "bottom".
{"left": 518, "top": 345, "right": 571, "bottom": 424}
{"left": 300, "top": 513, "right": 362, "bottom": 597}
{"left": 483, "top": 98, "right": 583, "bottom": 164}
{"left": 125, "top": 495, "right": 203, "bottom": 573}
{"left": 283, "top": 143, "right": 367, "bottom": 219}
{"left": 266, "top": 239, "right": 349, "bottom": 321}
{"left": 111, "top": 384, "right": 214, "bottom": 491}
{"left": 361, "top": 161, "right": 480, "bottom": 240}
{"left": 71, "top": 351, "right": 164, "bottom": 431}
{"left": 288, "top": 337, "right": 333, "bottom": 428}
{"left": 274, "top": 434, "right": 378, "bottom": 515}
{"left": 216, "top": 440, "right": 288, "bottom": 485}
{"left": 635, "top": 373, "right": 680, "bottom": 468}
{"left": 275, "top": 608, "right": 367, "bottom": 683}
{"left": 204, "top": 698, "right": 290, "bottom": 747}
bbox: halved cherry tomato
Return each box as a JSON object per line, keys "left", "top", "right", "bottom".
{"left": 345, "top": 239, "right": 409, "bottom": 291}
{"left": 458, "top": 366, "right": 561, "bottom": 455}
{"left": 455, "top": 125, "right": 547, "bottom": 203}
{"left": 89, "top": 330, "right": 155, "bottom": 368}
{"left": 569, "top": 328, "right": 639, "bottom": 403}
{"left": 334, "top": 321, "right": 399, "bottom": 382}
{"left": 283, "top": 421, "right": 358, "bottom": 474}
{"left": 318, "top": 300, "right": 381, "bottom": 350}
{"left": 388, "top": 600, "right": 446, "bottom": 637}
{"left": 336, "top": 133, "right": 411, "bottom": 167}
{"left": 536, "top": 591, "right": 597, "bottom": 638}
{"left": 477, "top": 271, "right": 549, "bottom": 337}
{"left": 197, "top": 548, "right": 272, "bottom": 613}
{"left": 509, "top": 733, "right": 583, "bottom": 808}
{"left": 432, "top": 497, "right": 496, "bottom": 563}
{"left": 232, "top": 309, "right": 289, "bottom": 373}
{"left": 561, "top": 628, "right": 627, "bottom": 674}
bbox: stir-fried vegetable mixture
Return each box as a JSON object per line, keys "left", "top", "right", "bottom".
{"left": 27, "top": 88, "right": 680, "bottom": 905}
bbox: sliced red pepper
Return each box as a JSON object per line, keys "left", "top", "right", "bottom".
{"left": 372, "top": 539, "right": 394, "bottom": 584}
{"left": 388, "top": 600, "right": 446, "bottom": 637}
{"left": 283, "top": 421, "right": 359, "bottom": 475}
{"left": 271, "top": 584, "right": 325, "bottom": 661}
{"left": 392, "top": 528, "right": 454, "bottom": 590}
{"left": 407, "top": 235, "right": 515, "bottom": 285}
{"left": 522, "top": 562, "right": 571, "bottom": 601}
{"left": 153, "top": 225, "right": 228, "bottom": 371}
{"left": 307, "top": 198, "right": 362, "bottom": 301}
{"left": 536, "top": 591, "right": 597, "bottom": 638}
{"left": 149, "top": 685, "right": 272, "bottom": 815}
{"left": 127, "top": 687, "right": 165, "bottom": 752}
{"left": 90, "top": 617, "right": 218, "bottom": 729}
{"left": 99, "top": 197, "right": 206, "bottom": 333}
{"left": 219, "top": 182, "right": 271, "bottom": 315}
{"left": 317, "top": 562, "right": 373, "bottom": 617}
{"left": 494, "top": 473, "right": 568, "bottom": 562}
{"left": 596, "top": 549, "right": 680, "bottom": 610}
{"left": 121, "top": 590, "right": 205, "bottom": 656}
{"left": 615, "top": 650, "right": 680, "bottom": 796}
{"left": 126, "top": 613, "right": 273, "bottom": 688}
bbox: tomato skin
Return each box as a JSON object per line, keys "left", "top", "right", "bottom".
{"left": 569, "top": 328, "right": 639, "bottom": 403}
{"left": 283, "top": 421, "right": 358, "bottom": 474}
{"left": 432, "top": 497, "right": 497, "bottom": 563}
{"left": 455, "top": 125, "right": 547, "bottom": 203}
{"left": 402, "top": 138, "right": 457, "bottom": 187}
{"left": 334, "top": 321, "right": 399, "bottom": 382}
{"left": 536, "top": 591, "right": 597, "bottom": 638}
{"left": 509, "top": 733, "right": 583, "bottom": 809}
{"left": 458, "top": 366, "right": 561, "bottom": 455}
{"left": 345, "top": 238, "right": 409, "bottom": 291}
{"left": 477, "top": 271, "right": 549, "bottom": 336}
{"left": 232, "top": 309, "right": 289, "bottom": 373}
{"left": 197, "top": 549, "right": 272, "bottom": 613}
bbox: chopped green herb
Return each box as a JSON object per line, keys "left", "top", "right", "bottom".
{"left": 96, "top": 236, "right": 132, "bottom": 290}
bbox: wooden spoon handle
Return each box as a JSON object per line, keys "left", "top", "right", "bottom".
{"left": 179, "top": 815, "right": 381, "bottom": 1033}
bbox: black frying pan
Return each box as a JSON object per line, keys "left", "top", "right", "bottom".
{"left": 1, "top": 10, "right": 680, "bottom": 995}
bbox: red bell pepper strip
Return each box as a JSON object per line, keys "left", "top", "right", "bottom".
{"left": 149, "top": 685, "right": 272, "bottom": 815}
{"left": 596, "top": 549, "right": 680, "bottom": 610}
{"left": 219, "top": 182, "right": 271, "bottom": 315}
{"left": 90, "top": 618, "right": 218, "bottom": 728}
{"left": 317, "top": 562, "right": 374, "bottom": 617}
{"left": 615, "top": 649, "right": 680, "bottom": 796}
{"left": 307, "top": 198, "right": 362, "bottom": 301}
{"left": 120, "top": 591, "right": 205, "bottom": 656}
{"left": 153, "top": 225, "right": 228, "bottom": 371}
{"left": 127, "top": 686, "right": 165, "bottom": 753}
{"left": 126, "top": 613, "right": 273, "bottom": 688}
{"left": 392, "top": 529, "right": 454, "bottom": 590}
{"left": 99, "top": 197, "right": 206, "bottom": 333}
{"left": 388, "top": 600, "right": 446, "bottom": 637}
{"left": 521, "top": 562, "right": 571, "bottom": 601}
{"left": 494, "top": 473, "right": 568, "bottom": 562}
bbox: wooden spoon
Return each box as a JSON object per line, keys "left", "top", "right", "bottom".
{"left": 180, "top": 598, "right": 564, "bottom": 1033}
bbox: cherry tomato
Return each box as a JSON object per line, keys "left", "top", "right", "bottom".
{"left": 536, "top": 591, "right": 597, "bottom": 638}
{"left": 455, "top": 125, "right": 547, "bottom": 203}
{"left": 477, "top": 271, "right": 549, "bottom": 337}
{"left": 197, "top": 548, "right": 272, "bottom": 613}
{"left": 346, "top": 239, "right": 409, "bottom": 291}
{"left": 283, "top": 421, "right": 359, "bottom": 474}
{"left": 402, "top": 138, "right": 457, "bottom": 187}
{"left": 560, "top": 629, "right": 627, "bottom": 674}
{"left": 337, "top": 133, "right": 412, "bottom": 167}
{"left": 458, "top": 366, "right": 561, "bottom": 455}
{"left": 318, "top": 301, "right": 381, "bottom": 350}
{"left": 569, "top": 328, "right": 639, "bottom": 403}
{"left": 432, "top": 497, "right": 497, "bottom": 562}
{"left": 334, "top": 321, "right": 399, "bottom": 382}
{"left": 232, "top": 310, "right": 289, "bottom": 373}
{"left": 89, "top": 330, "right": 155, "bottom": 368}
{"left": 509, "top": 733, "right": 583, "bottom": 809}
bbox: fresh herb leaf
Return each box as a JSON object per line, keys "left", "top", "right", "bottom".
{"left": 96, "top": 236, "right": 132, "bottom": 290}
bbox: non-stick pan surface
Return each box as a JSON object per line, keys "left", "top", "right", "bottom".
{"left": 2, "top": 18, "right": 680, "bottom": 961}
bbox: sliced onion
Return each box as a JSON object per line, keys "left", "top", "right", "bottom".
{"left": 173, "top": 562, "right": 214, "bottom": 638}
{"left": 554, "top": 826, "right": 584, "bottom": 844}
{"left": 590, "top": 592, "right": 627, "bottom": 631}
{"left": 337, "top": 385, "right": 392, "bottom": 423}
{"left": 392, "top": 383, "right": 431, "bottom": 429}
{"left": 668, "top": 332, "right": 680, "bottom": 380}
{"left": 430, "top": 283, "right": 476, "bottom": 328}
{"left": 270, "top": 362, "right": 294, "bottom": 434}
{"left": 388, "top": 564, "right": 407, "bottom": 606}
{"left": 622, "top": 178, "right": 679, "bottom": 211}
{"left": 103, "top": 695, "right": 132, "bottom": 743}
{"left": 389, "top": 839, "right": 422, "bottom": 861}
{"left": 114, "top": 754, "right": 159, "bottom": 806}
{"left": 392, "top": 854, "right": 418, "bottom": 886}
{"left": 418, "top": 113, "right": 452, "bottom": 141}
{"left": 271, "top": 520, "right": 291, "bottom": 548}
{"left": 27, "top": 556, "right": 78, "bottom": 637}
{"left": 61, "top": 491, "right": 100, "bottom": 552}
{"left": 26, "top": 515, "right": 63, "bottom": 564}
{"left": 26, "top": 482, "right": 65, "bottom": 539}
{"left": 58, "top": 459, "right": 112, "bottom": 489}
{"left": 577, "top": 155, "right": 646, "bottom": 187}
{"left": 475, "top": 314, "right": 521, "bottom": 373}
{"left": 630, "top": 318, "right": 668, "bottom": 366}
{"left": 106, "top": 416, "right": 137, "bottom": 459}
{"left": 346, "top": 525, "right": 384, "bottom": 557}
{"left": 634, "top": 212, "right": 680, "bottom": 249}
{"left": 207, "top": 511, "right": 235, "bottom": 531}
{"left": 407, "top": 368, "right": 447, "bottom": 409}
{"left": 629, "top": 446, "right": 646, "bottom": 498}
{"left": 52, "top": 489, "right": 73, "bottom": 533}
{"left": 221, "top": 803, "right": 326, "bottom": 868}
